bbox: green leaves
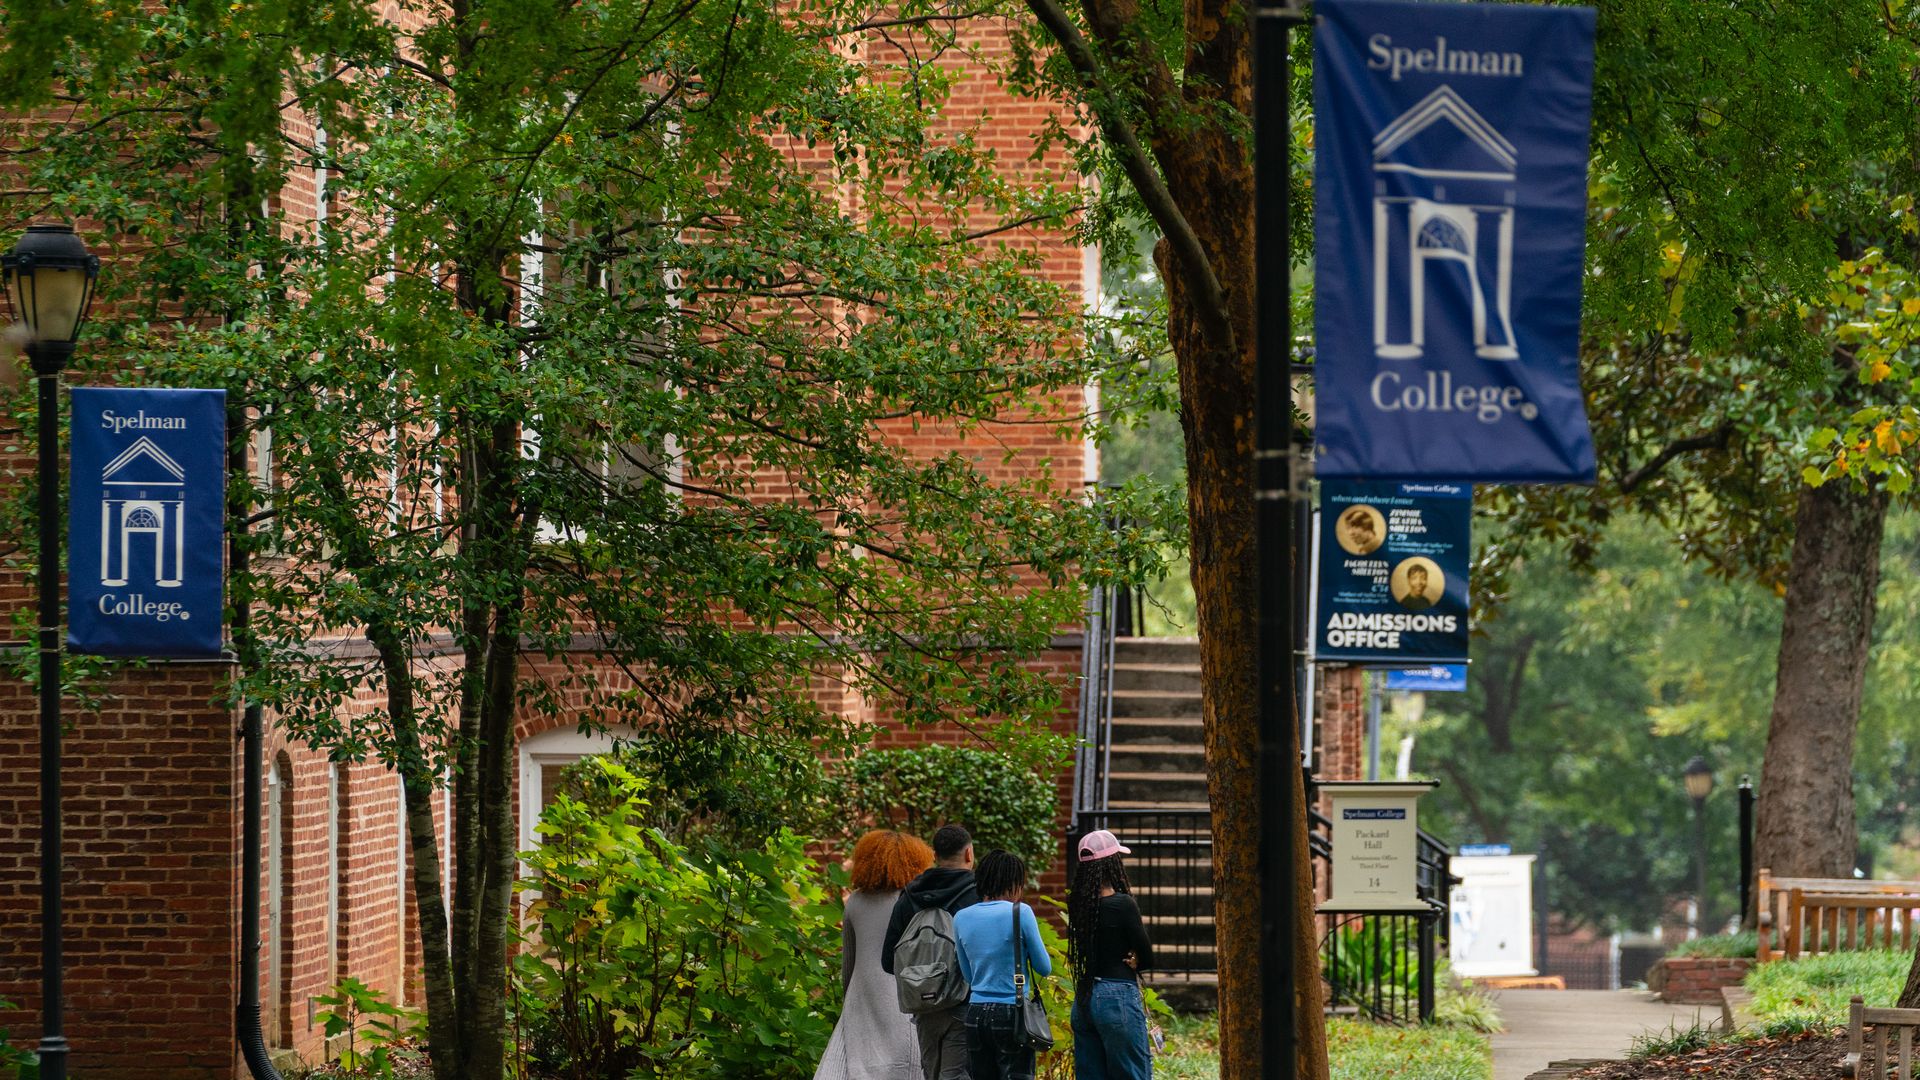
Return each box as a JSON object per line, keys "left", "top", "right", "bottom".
{"left": 514, "top": 757, "right": 844, "bottom": 1080}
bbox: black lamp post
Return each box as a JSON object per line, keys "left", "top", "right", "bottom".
{"left": 1684, "top": 755, "right": 1715, "bottom": 936}
{"left": 4, "top": 222, "right": 100, "bottom": 1080}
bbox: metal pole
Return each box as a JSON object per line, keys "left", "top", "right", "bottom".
{"left": 1692, "top": 796, "right": 1709, "bottom": 935}
{"left": 1739, "top": 776, "right": 1754, "bottom": 925}
{"left": 1255, "top": 7, "right": 1302, "bottom": 1079}
{"left": 1366, "top": 670, "right": 1382, "bottom": 781}
{"left": 32, "top": 339, "right": 72, "bottom": 1080}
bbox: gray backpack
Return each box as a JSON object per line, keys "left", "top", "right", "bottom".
{"left": 893, "top": 905, "right": 970, "bottom": 1014}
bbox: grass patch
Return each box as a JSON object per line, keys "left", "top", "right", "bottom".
{"left": 1745, "top": 949, "right": 1908, "bottom": 1027}
{"left": 1155, "top": 1012, "right": 1223, "bottom": 1080}
{"left": 1152, "top": 1014, "right": 1492, "bottom": 1079}
{"left": 1667, "top": 931, "right": 1758, "bottom": 959}
{"left": 1326, "top": 1018, "right": 1492, "bottom": 1080}
{"left": 1629, "top": 1018, "right": 1719, "bottom": 1059}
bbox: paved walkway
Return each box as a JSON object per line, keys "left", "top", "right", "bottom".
{"left": 1490, "top": 990, "right": 1716, "bottom": 1080}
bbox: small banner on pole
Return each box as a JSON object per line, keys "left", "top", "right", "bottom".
{"left": 1386, "top": 664, "right": 1469, "bottom": 692}
{"left": 1316, "top": 480, "right": 1469, "bottom": 664}
{"left": 1312, "top": 0, "right": 1599, "bottom": 483}
{"left": 68, "top": 387, "right": 227, "bottom": 658}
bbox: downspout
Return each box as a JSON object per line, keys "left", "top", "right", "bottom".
{"left": 237, "top": 702, "right": 280, "bottom": 1080}
{"left": 228, "top": 395, "right": 281, "bottom": 1080}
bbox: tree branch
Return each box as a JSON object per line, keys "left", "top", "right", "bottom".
{"left": 1023, "top": 0, "right": 1236, "bottom": 355}
{"left": 1618, "top": 421, "right": 1735, "bottom": 493}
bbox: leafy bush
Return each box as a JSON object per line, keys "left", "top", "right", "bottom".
{"left": 1744, "top": 948, "right": 1908, "bottom": 1027}
{"left": 1324, "top": 919, "right": 1420, "bottom": 1013}
{"left": 605, "top": 730, "right": 844, "bottom": 846}
{"left": 848, "top": 745, "right": 1060, "bottom": 874}
{"left": 313, "top": 977, "right": 419, "bottom": 1079}
{"left": 1433, "top": 975, "right": 1503, "bottom": 1034}
{"left": 0, "top": 999, "right": 35, "bottom": 1080}
{"left": 1667, "top": 930, "right": 1758, "bottom": 959}
{"left": 513, "top": 757, "right": 844, "bottom": 1080}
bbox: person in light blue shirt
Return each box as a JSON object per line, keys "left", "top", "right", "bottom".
{"left": 952, "top": 850, "right": 1051, "bottom": 1080}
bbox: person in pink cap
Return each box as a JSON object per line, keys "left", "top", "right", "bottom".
{"left": 1066, "top": 829, "right": 1154, "bottom": 1079}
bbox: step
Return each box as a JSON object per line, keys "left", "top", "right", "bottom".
{"left": 1110, "top": 662, "right": 1204, "bottom": 693}
{"left": 1107, "top": 716, "right": 1206, "bottom": 742}
{"left": 1105, "top": 772, "right": 1210, "bottom": 806}
{"left": 1106, "top": 799, "right": 1211, "bottom": 811}
{"left": 1113, "top": 637, "right": 1201, "bottom": 665}
{"left": 1106, "top": 744, "right": 1208, "bottom": 774}
{"left": 1110, "top": 690, "right": 1205, "bottom": 719}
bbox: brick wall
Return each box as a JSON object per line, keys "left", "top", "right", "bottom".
{"left": 0, "top": 664, "right": 237, "bottom": 1079}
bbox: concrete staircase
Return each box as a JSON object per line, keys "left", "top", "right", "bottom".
{"left": 1098, "top": 637, "right": 1217, "bottom": 996}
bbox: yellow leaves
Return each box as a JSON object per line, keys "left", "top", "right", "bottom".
{"left": 1903, "top": 297, "right": 1920, "bottom": 316}
{"left": 1876, "top": 419, "right": 1899, "bottom": 455}
{"left": 1871, "top": 360, "right": 1894, "bottom": 382}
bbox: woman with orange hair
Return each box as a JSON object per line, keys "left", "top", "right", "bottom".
{"left": 816, "top": 829, "right": 937, "bottom": 1080}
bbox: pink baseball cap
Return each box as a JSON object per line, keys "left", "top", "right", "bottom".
{"left": 1077, "top": 829, "right": 1132, "bottom": 862}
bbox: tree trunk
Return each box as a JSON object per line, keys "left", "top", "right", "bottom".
{"left": 1754, "top": 479, "right": 1886, "bottom": 884}
{"left": 1149, "top": 25, "right": 1329, "bottom": 1071}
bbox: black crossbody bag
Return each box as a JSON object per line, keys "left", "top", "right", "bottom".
{"left": 1010, "top": 902, "right": 1055, "bottom": 1051}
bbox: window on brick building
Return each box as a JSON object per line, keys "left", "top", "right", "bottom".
{"left": 268, "top": 753, "right": 294, "bottom": 1049}
{"left": 517, "top": 726, "right": 634, "bottom": 858}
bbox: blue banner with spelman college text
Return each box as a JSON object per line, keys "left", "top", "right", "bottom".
{"left": 1313, "top": 0, "right": 1598, "bottom": 483}
{"left": 68, "top": 387, "right": 226, "bottom": 658}
{"left": 1316, "top": 481, "right": 1470, "bottom": 664}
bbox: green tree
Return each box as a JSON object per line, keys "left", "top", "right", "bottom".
{"left": 0, "top": 5, "right": 1164, "bottom": 1077}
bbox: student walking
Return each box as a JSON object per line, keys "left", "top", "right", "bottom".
{"left": 882, "top": 825, "right": 980, "bottom": 1080}
{"left": 817, "top": 830, "right": 939, "bottom": 1080}
{"left": 953, "top": 850, "right": 1051, "bottom": 1080}
{"left": 1067, "top": 830, "right": 1153, "bottom": 1080}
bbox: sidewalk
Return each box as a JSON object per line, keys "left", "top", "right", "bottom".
{"left": 1490, "top": 990, "right": 1715, "bottom": 1080}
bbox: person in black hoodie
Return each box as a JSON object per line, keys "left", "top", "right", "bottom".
{"left": 882, "top": 824, "right": 979, "bottom": 1080}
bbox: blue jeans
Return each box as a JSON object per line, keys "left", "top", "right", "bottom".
{"left": 1070, "top": 978, "right": 1152, "bottom": 1080}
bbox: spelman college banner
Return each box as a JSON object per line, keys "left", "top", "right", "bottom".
{"left": 1316, "top": 481, "right": 1470, "bottom": 664}
{"left": 68, "top": 387, "right": 226, "bottom": 658}
{"left": 1313, "top": 0, "right": 1598, "bottom": 483}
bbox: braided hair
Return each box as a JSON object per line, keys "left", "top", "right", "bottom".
{"left": 1067, "top": 853, "right": 1132, "bottom": 998}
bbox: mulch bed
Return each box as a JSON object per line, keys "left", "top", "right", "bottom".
{"left": 1574, "top": 1031, "right": 1852, "bottom": 1079}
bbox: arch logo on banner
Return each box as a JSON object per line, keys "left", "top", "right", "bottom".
{"left": 68, "top": 387, "right": 227, "bottom": 658}
{"left": 1312, "top": 0, "right": 1598, "bottom": 483}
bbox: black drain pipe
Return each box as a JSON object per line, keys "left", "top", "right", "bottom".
{"left": 236, "top": 702, "right": 281, "bottom": 1080}
{"left": 227, "top": 386, "right": 280, "bottom": 1079}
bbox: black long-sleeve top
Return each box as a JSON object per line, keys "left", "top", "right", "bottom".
{"left": 1085, "top": 892, "right": 1154, "bottom": 982}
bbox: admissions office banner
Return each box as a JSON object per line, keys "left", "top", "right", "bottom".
{"left": 68, "top": 387, "right": 227, "bottom": 658}
{"left": 1316, "top": 481, "right": 1469, "bottom": 664}
{"left": 1312, "top": 0, "right": 1599, "bottom": 483}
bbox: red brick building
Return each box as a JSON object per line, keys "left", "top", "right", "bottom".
{"left": 0, "top": 17, "right": 1101, "bottom": 1078}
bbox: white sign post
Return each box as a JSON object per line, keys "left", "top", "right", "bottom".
{"left": 1317, "top": 781, "right": 1435, "bottom": 912}
{"left": 1449, "top": 852, "right": 1538, "bottom": 978}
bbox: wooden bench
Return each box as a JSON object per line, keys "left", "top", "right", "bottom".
{"left": 1757, "top": 870, "right": 1920, "bottom": 962}
{"left": 1846, "top": 995, "right": 1920, "bottom": 1079}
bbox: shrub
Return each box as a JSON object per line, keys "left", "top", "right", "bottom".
{"left": 848, "top": 745, "right": 1060, "bottom": 874}
{"left": 0, "top": 999, "right": 34, "bottom": 1080}
{"left": 605, "top": 730, "right": 844, "bottom": 846}
{"left": 513, "top": 756, "right": 844, "bottom": 1080}
{"left": 1667, "top": 931, "right": 1758, "bottom": 959}
{"left": 309, "top": 978, "right": 420, "bottom": 1080}
{"left": 1324, "top": 919, "right": 1420, "bottom": 1013}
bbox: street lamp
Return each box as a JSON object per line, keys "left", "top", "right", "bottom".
{"left": 4, "top": 222, "right": 100, "bottom": 1080}
{"left": 1683, "top": 755, "right": 1715, "bottom": 936}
